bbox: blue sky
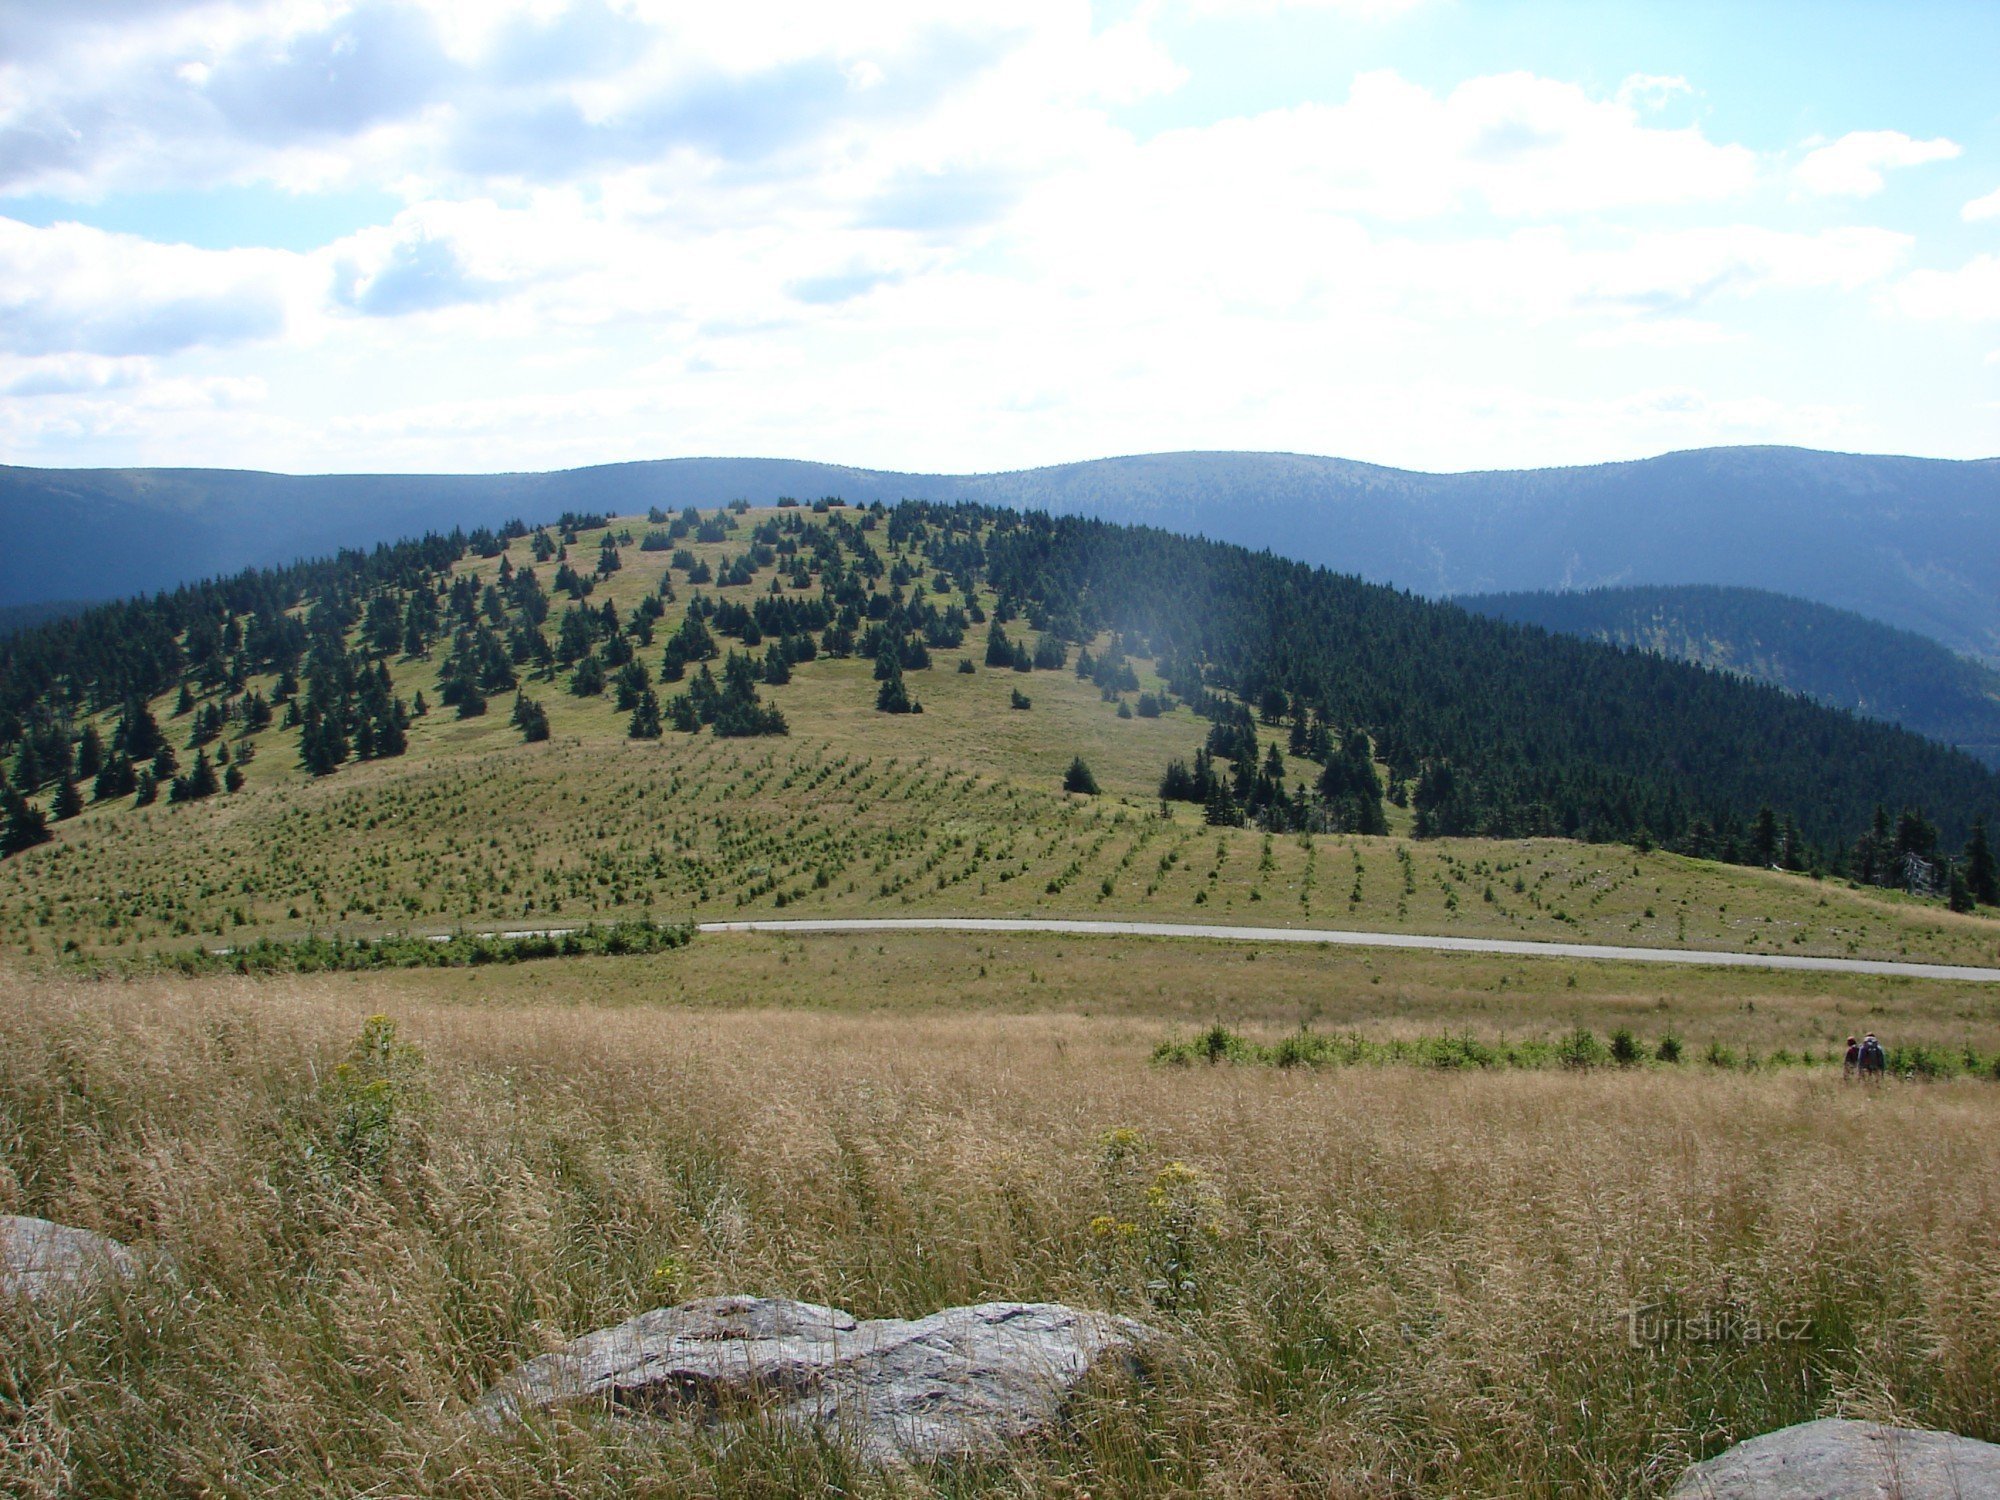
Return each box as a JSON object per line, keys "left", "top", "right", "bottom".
{"left": 1, "top": 0, "right": 1996, "bottom": 475}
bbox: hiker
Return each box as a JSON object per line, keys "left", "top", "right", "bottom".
{"left": 1858, "top": 1033, "right": 1887, "bottom": 1081}
{"left": 1843, "top": 1035, "right": 1860, "bottom": 1080}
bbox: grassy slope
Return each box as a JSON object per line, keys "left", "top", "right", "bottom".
{"left": 7, "top": 508, "right": 2000, "bottom": 968}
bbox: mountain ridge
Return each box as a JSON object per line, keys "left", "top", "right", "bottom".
{"left": 7, "top": 445, "right": 1999, "bottom": 662}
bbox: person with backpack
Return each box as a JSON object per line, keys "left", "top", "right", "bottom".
{"left": 1843, "top": 1036, "right": 1860, "bottom": 1080}
{"left": 1858, "top": 1033, "right": 1887, "bottom": 1081}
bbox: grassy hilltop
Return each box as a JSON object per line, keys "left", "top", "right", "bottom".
{"left": 4, "top": 501, "right": 1998, "bottom": 965}
{"left": 3, "top": 501, "right": 2000, "bottom": 1497}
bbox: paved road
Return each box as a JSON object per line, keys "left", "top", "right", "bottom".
{"left": 686, "top": 916, "right": 2000, "bottom": 983}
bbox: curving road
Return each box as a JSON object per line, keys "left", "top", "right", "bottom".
{"left": 688, "top": 916, "right": 2000, "bottom": 983}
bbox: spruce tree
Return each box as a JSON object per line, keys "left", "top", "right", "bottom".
{"left": 875, "top": 666, "right": 917, "bottom": 714}
{"left": 628, "top": 689, "right": 663, "bottom": 740}
{"left": 1, "top": 791, "right": 51, "bottom": 856}
{"left": 12, "top": 739, "right": 42, "bottom": 792}
{"left": 1949, "top": 864, "right": 1976, "bottom": 914}
{"left": 75, "top": 724, "right": 105, "bottom": 780}
{"left": 1063, "top": 757, "right": 1100, "bottom": 795}
{"left": 189, "top": 749, "right": 220, "bottom": 799}
{"left": 93, "top": 753, "right": 134, "bottom": 802}
{"left": 1752, "top": 806, "right": 1780, "bottom": 866}
{"left": 1204, "top": 779, "right": 1244, "bottom": 827}
{"left": 1966, "top": 818, "right": 2000, "bottom": 907}
{"left": 51, "top": 778, "right": 83, "bottom": 821}
{"left": 116, "top": 701, "right": 164, "bottom": 760}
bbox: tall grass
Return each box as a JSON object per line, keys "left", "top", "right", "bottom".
{"left": 2, "top": 971, "right": 1998, "bottom": 1496}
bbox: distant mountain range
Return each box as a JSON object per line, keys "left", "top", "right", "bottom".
{"left": 5, "top": 446, "right": 1998, "bottom": 661}
{"left": 1463, "top": 585, "right": 2000, "bottom": 768}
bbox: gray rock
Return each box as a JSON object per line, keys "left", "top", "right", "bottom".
{"left": 476, "top": 1295, "right": 1153, "bottom": 1464}
{"left": 1671, "top": 1417, "right": 2000, "bottom": 1499}
{"left": 0, "top": 1215, "right": 139, "bottom": 1307}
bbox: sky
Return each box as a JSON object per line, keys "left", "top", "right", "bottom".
{"left": 2, "top": 0, "right": 1997, "bottom": 477}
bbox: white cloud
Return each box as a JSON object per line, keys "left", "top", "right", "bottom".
{"left": 1183, "top": 0, "right": 1428, "bottom": 16}
{"left": 0, "top": 217, "right": 310, "bottom": 356}
{"left": 1965, "top": 186, "right": 2000, "bottom": 223}
{"left": 1576, "top": 319, "right": 1731, "bottom": 350}
{"left": 1794, "top": 130, "right": 1960, "bottom": 197}
{"left": 0, "top": 353, "right": 152, "bottom": 398}
{"left": 1615, "top": 74, "right": 1692, "bottom": 111}
{"left": 0, "top": 0, "right": 1144, "bottom": 201}
{"left": 1896, "top": 255, "right": 2000, "bottom": 323}
{"left": 0, "top": 9, "right": 1983, "bottom": 474}
{"left": 1056, "top": 70, "right": 1757, "bottom": 227}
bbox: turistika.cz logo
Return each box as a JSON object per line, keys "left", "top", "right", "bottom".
{"left": 1617, "top": 1302, "right": 1810, "bottom": 1350}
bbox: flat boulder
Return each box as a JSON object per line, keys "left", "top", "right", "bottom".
{"left": 1671, "top": 1417, "right": 2000, "bottom": 1498}
{"left": 476, "top": 1295, "right": 1153, "bottom": 1464}
{"left": 0, "top": 1215, "right": 139, "bottom": 1307}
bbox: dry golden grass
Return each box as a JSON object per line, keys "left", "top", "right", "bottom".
{"left": 3, "top": 962, "right": 1998, "bottom": 1496}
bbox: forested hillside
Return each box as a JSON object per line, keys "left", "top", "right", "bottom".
{"left": 1465, "top": 585, "right": 2000, "bottom": 768}
{"left": 5, "top": 499, "right": 1997, "bottom": 902}
{"left": 8, "top": 446, "right": 1999, "bottom": 664}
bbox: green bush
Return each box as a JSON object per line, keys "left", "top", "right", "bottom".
{"left": 1557, "top": 1027, "right": 1607, "bottom": 1070}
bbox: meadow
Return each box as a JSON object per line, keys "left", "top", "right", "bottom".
{"left": 3, "top": 953, "right": 1998, "bottom": 1497}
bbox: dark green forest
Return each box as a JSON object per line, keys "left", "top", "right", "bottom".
{"left": 1465, "top": 584, "right": 2000, "bottom": 768}
{"left": 4, "top": 498, "right": 1998, "bottom": 899}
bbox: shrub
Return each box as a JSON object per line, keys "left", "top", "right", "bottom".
{"left": 1557, "top": 1027, "right": 1607, "bottom": 1070}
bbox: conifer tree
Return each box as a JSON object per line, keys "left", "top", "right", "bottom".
{"left": 1063, "top": 757, "right": 1100, "bottom": 795}
{"left": 1949, "top": 864, "right": 1976, "bottom": 914}
{"left": 93, "top": 753, "right": 135, "bottom": 803}
{"left": 189, "top": 748, "right": 219, "bottom": 799}
{"left": 75, "top": 724, "right": 105, "bottom": 781}
{"left": 299, "top": 709, "right": 348, "bottom": 775}
{"left": 11, "top": 739, "right": 42, "bottom": 792}
{"left": 1966, "top": 817, "right": 1999, "bottom": 907}
{"left": 511, "top": 693, "right": 551, "bottom": 743}
{"left": 1, "top": 791, "right": 51, "bottom": 855}
{"left": 51, "top": 777, "right": 83, "bottom": 821}
{"left": 628, "top": 688, "right": 663, "bottom": 739}
{"left": 116, "top": 701, "right": 164, "bottom": 760}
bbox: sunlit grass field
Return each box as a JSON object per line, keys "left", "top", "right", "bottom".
{"left": 3, "top": 959, "right": 1997, "bottom": 1497}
